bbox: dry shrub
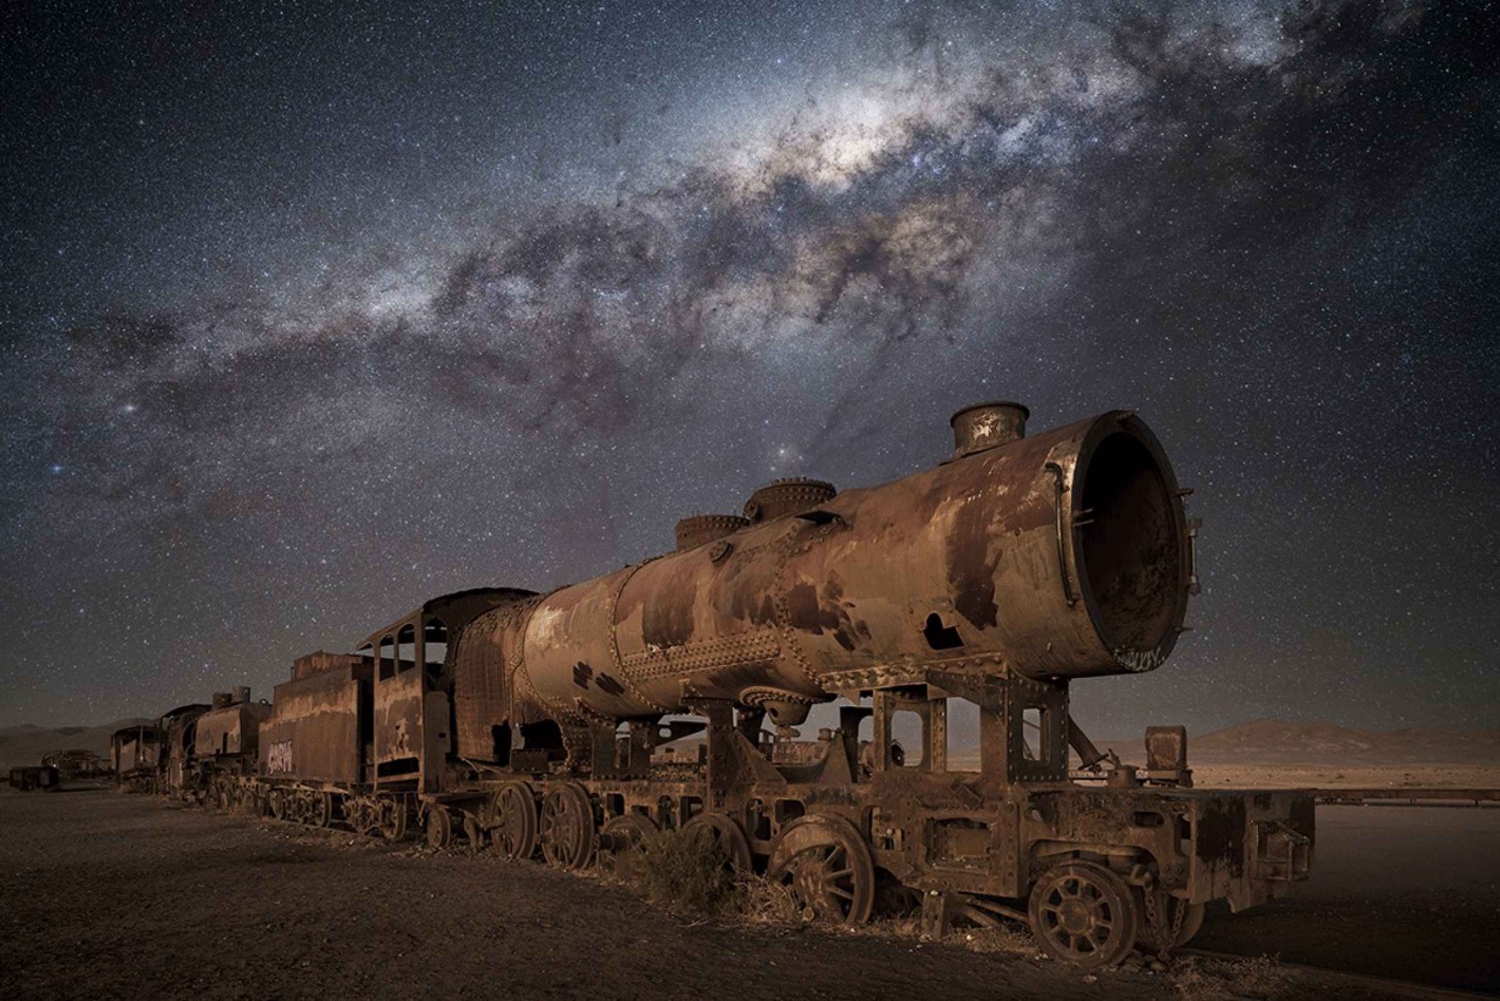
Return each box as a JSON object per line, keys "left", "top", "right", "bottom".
{"left": 863, "top": 913, "right": 922, "bottom": 938}
{"left": 633, "top": 825, "right": 738, "bottom": 917}
{"left": 1166, "top": 955, "right": 1291, "bottom": 1000}
{"left": 736, "top": 872, "right": 802, "bottom": 926}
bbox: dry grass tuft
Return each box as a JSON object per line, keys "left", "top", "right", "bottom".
{"left": 736, "top": 872, "right": 803, "bottom": 926}
{"left": 1166, "top": 954, "right": 1292, "bottom": 1000}
{"left": 863, "top": 913, "right": 922, "bottom": 938}
{"left": 632, "top": 825, "right": 739, "bottom": 917}
{"left": 957, "top": 923, "right": 1036, "bottom": 955}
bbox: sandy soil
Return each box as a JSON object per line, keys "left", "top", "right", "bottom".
{"left": 2, "top": 788, "right": 1467, "bottom": 1001}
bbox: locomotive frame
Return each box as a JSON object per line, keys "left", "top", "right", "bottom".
{"left": 120, "top": 403, "right": 1313, "bottom": 968}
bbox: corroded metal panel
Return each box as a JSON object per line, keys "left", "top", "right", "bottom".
{"left": 259, "top": 661, "right": 370, "bottom": 784}
{"left": 454, "top": 604, "right": 509, "bottom": 760}
{"left": 523, "top": 568, "right": 644, "bottom": 721}
{"left": 374, "top": 672, "right": 422, "bottom": 767}
{"left": 453, "top": 596, "right": 544, "bottom": 761}
{"left": 292, "top": 650, "right": 367, "bottom": 680}
{"left": 194, "top": 702, "right": 272, "bottom": 759}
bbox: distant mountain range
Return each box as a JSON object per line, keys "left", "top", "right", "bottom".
{"left": 5, "top": 716, "right": 1496, "bottom": 772}
{"left": 0, "top": 719, "right": 149, "bottom": 770}
{"left": 1103, "top": 719, "right": 1500, "bottom": 765}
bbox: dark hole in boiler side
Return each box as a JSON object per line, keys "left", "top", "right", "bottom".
{"left": 519, "top": 719, "right": 567, "bottom": 761}
{"left": 492, "top": 723, "right": 512, "bottom": 767}
{"left": 1078, "top": 432, "right": 1180, "bottom": 652}
{"left": 923, "top": 612, "right": 964, "bottom": 650}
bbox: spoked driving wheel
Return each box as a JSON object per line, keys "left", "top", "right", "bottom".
{"left": 539, "top": 783, "right": 595, "bottom": 869}
{"left": 767, "top": 815, "right": 875, "bottom": 925}
{"left": 1028, "top": 861, "right": 1139, "bottom": 968}
{"left": 491, "top": 781, "right": 539, "bottom": 860}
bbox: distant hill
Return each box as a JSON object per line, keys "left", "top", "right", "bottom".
{"left": 6, "top": 717, "right": 1495, "bottom": 772}
{"left": 1100, "top": 720, "right": 1500, "bottom": 765}
{"left": 0, "top": 719, "right": 151, "bottom": 770}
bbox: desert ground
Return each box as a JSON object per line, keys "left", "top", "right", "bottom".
{"left": 1193, "top": 803, "right": 1499, "bottom": 993}
{"left": 3, "top": 787, "right": 1495, "bottom": 1001}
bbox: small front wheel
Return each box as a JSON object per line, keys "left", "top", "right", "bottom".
{"left": 425, "top": 806, "right": 453, "bottom": 848}
{"left": 377, "top": 794, "right": 408, "bottom": 841}
{"left": 1028, "top": 861, "right": 1139, "bottom": 968}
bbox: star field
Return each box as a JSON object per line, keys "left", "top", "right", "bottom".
{"left": 2, "top": 1, "right": 1497, "bottom": 738}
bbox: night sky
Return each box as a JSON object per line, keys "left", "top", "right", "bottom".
{"left": 3, "top": 1, "right": 1497, "bottom": 740}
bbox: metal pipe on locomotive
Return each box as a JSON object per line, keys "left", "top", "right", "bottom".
{"left": 131, "top": 403, "right": 1314, "bottom": 967}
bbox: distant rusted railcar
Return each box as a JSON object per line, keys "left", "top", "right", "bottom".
{"left": 111, "top": 704, "right": 210, "bottom": 795}
{"left": 111, "top": 723, "right": 159, "bottom": 794}
{"left": 158, "top": 403, "right": 1312, "bottom": 966}
{"left": 9, "top": 765, "right": 61, "bottom": 792}
{"left": 40, "top": 748, "right": 109, "bottom": 780}
{"left": 188, "top": 688, "right": 272, "bottom": 809}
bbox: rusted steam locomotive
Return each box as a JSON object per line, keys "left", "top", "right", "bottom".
{"left": 125, "top": 404, "right": 1313, "bottom": 967}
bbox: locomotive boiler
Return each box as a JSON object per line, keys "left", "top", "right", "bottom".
{"left": 148, "top": 403, "right": 1314, "bottom": 968}
{"left": 511, "top": 403, "right": 1190, "bottom": 729}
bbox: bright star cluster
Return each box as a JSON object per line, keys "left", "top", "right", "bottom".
{"left": 1, "top": 1, "right": 1496, "bottom": 736}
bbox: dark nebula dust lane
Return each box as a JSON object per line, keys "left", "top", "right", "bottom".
{"left": 2, "top": 0, "right": 1497, "bottom": 735}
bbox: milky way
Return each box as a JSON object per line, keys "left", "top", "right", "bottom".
{"left": 3, "top": 0, "right": 1497, "bottom": 737}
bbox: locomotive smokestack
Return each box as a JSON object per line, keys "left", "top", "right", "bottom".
{"left": 950, "top": 401, "right": 1029, "bottom": 458}
{"left": 231, "top": 685, "right": 250, "bottom": 704}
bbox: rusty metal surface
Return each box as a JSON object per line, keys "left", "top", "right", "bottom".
{"left": 194, "top": 701, "right": 273, "bottom": 759}
{"left": 1145, "top": 726, "right": 1188, "bottom": 771}
{"left": 674, "top": 514, "right": 752, "bottom": 551}
{"left": 742, "top": 477, "right": 837, "bottom": 523}
{"left": 292, "top": 650, "right": 368, "bottom": 680}
{"left": 260, "top": 658, "right": 372, "bottom": 785}
{"left": 359, "top": 587, "right": 536, "bottom": 793}
{"left": 452, "top": 594, "right": 546, "bottom": 761}
{"left": 513, "top": 410, "right": 1191, "bottom": 735}
{"left": 949, "top": 401, "right": 1029, "bottom": 458}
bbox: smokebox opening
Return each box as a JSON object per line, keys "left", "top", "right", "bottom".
{"left": 1078, "top": 432, "right": 1180, "bottom": 653}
